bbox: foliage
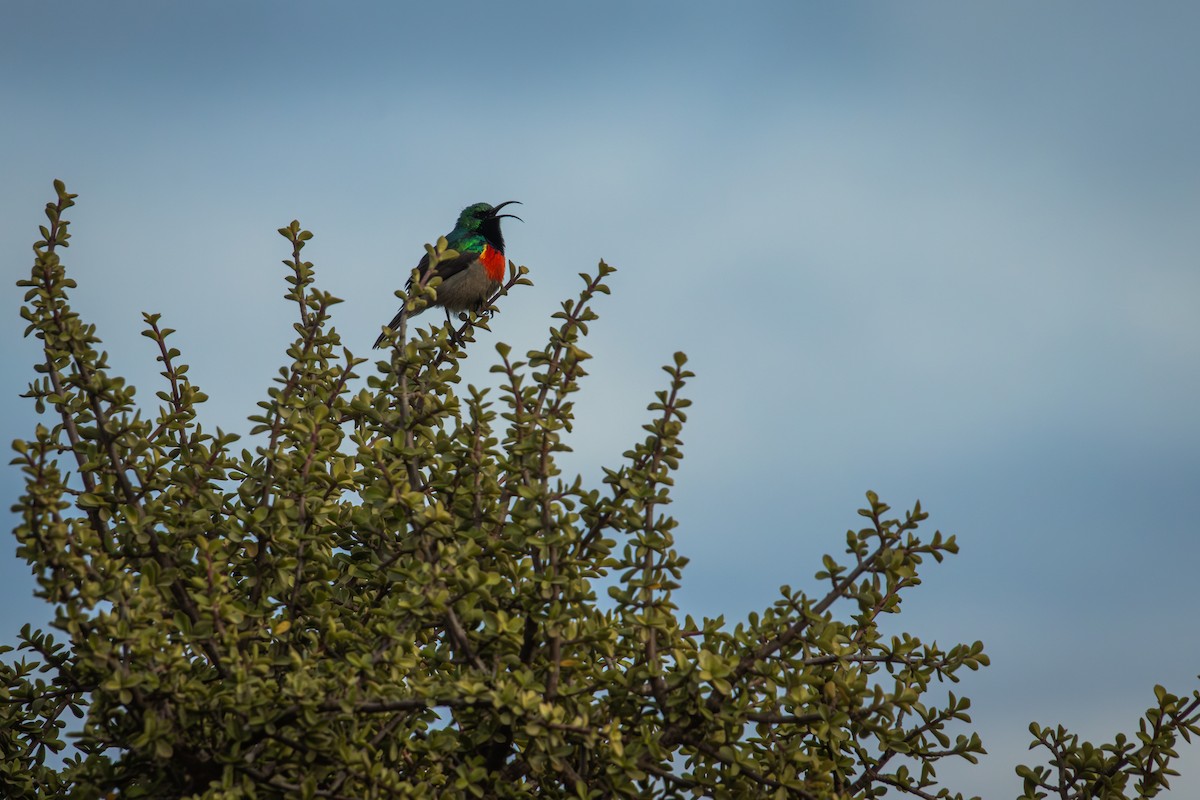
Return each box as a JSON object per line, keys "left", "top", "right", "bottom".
{"left": 2, "top": 182, "right": 1197, "bottom": 799}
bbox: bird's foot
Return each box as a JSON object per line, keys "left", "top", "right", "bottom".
{"left": 444, "top": 322, "right": 466, "bottom": 347}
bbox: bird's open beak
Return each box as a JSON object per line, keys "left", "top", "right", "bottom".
{"left": 491, "top": 200, "right": 523, "bottom": 222}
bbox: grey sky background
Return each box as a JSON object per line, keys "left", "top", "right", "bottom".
{"left": 2, "top": 2, "right": 1197, "bottom": 795}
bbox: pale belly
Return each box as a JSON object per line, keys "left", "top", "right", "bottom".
{"left": 436, "top": 260, "right": 502, "bottom": 312}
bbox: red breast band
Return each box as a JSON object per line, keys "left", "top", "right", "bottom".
{"left": 479, "top": 245, "right": 506, "bottom": 282}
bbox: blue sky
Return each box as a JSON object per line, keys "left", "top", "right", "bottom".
{"left": 2, "top": 2, "right": 1197, "bottom": 794}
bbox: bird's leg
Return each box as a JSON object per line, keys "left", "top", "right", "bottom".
{"left": 445, "top": 308, "right": 464, "bottom": 346}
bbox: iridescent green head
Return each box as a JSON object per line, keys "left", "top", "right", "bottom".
{"left": 451, "top": 201, "right": 522, "bottom": 250}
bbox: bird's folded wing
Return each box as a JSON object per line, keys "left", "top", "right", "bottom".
{"left": 404, "top": 250, "right": 480, "bottom": 290}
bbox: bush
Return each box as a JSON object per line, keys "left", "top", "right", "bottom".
{"left": 3, "top": 182, "right": 1196, "bottom": 799}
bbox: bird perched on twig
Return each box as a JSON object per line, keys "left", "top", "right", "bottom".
{"left": 374, "top": 201, "right": 522, "bottom": 348}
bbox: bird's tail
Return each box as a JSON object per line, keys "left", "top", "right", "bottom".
{"left": 373, "top": 306, "right": 424, "bottom": 349}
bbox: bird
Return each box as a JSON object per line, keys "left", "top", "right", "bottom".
{"left": 374, "top": 201, "right": 522, "bottom": 348}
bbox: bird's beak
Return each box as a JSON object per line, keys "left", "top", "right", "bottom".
{"left": 491, "top": 200, "right": 523, "bottom": 222}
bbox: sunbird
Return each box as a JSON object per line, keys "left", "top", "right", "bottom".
{"left": 374, "top": 201, "right": 521, "bottom": 347}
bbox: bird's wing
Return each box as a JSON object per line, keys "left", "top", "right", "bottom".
{"left": 404, "top": 248, "right": 481, "bottom": 289}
